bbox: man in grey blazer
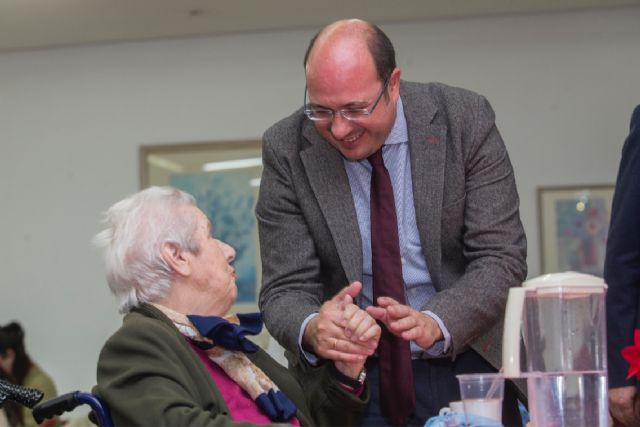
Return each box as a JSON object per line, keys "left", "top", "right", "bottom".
{"left": 257, "top": 19, "right": 527, "bottom": 426}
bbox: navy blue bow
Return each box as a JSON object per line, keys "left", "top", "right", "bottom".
{"left": 187, "top": 313, "right": 262, "bottom": 353}
{"left": 255, "top": 389, "right": 297, "bottom": 422}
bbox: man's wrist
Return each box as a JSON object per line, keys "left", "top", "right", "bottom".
{"left": 301, "top": 315, "right": 319, "bottom": 353}
{"left": 299, "top": 313, "right": 319, "bottom": 351}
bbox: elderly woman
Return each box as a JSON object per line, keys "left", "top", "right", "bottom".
{"left": 92, "top": 186, "right": 380, "bottom": 426}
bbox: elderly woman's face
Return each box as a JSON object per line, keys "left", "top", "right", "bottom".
{"left": 187, "top": 206, "right": 238, "bottom": 315}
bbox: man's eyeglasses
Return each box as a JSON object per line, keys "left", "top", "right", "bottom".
{"left": 303, "top": 77, "right": 390, "bottom": 122}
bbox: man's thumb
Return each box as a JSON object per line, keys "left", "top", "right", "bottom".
{"left": 333, "top": 281, "right": 362, "bottom": 302}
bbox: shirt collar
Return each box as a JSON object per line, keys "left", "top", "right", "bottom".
{"left": 385, "top": 96, "right": 408, "bottom": 146}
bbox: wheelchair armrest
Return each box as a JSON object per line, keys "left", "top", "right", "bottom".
{"left": 32, "top": 391, "right": 113, "bottom": 427}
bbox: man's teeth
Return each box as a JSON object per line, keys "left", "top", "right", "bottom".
{"left": 344, "top": 130, "right": 364, "bottom": 143}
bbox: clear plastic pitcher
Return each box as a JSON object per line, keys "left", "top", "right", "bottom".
{"left": 502, "top": 272, "right": 608, "bottom": 427}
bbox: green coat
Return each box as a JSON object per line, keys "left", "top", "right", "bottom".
{"left": 94, "top": 304, "right": 368, "bottom": 426}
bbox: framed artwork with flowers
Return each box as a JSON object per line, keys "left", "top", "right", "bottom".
{"left": 538, "top": 185, "right": 615, "bottom": 277}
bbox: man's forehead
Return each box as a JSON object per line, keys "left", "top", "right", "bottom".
{"left": 307, "top": 38, "right": 371, "bottom": 77}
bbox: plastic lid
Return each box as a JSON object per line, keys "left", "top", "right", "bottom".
{"left": 522, "top": 271, "right": 606, "bottom": 289}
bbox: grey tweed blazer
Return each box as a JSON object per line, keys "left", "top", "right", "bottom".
{"left": 256, "top": 80, "right": 527, "bottom": 372}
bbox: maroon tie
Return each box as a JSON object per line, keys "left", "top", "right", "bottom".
{"left": 368, "top": 147, "right": 416, "bottom": 424}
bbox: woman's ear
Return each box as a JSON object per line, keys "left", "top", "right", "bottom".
{"left": 160, "top": 241, "right": 190, "bottom": 277}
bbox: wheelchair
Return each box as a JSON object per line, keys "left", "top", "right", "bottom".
{"left": 0, "top": 379, "right": 112, "bottom": 427}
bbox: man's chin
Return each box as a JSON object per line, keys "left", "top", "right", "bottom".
{"left": 337, "top": 145, "right": 369, "bottom": 161}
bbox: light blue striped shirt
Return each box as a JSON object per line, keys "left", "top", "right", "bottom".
{"left": 343, "top": 97, "right": 450, "bottom": 357}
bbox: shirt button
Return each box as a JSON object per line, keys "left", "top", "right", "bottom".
{"left": 401, "top": 257, "right": 406, "bottom": 265}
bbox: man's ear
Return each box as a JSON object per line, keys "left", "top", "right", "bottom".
{"left": 160, "top": 241, "right": 190, "bottom": 277}
{"left": 389, "top": 67, "right": 401, "bottom": 94}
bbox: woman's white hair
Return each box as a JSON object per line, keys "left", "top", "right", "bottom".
{"left": 93, "top": 186, "right": 200, "bottom": 313}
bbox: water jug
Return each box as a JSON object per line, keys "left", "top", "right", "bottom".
{"left": 502, "top": 272, "right": 608, "bottom": 427}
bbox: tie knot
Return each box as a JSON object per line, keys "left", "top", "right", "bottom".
{"left": 367, "top": 147, "right": 384, "bottom": 167}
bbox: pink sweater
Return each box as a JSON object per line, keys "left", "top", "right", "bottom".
{"left": 188, "top": 340, "right": 301, "bottom": 426}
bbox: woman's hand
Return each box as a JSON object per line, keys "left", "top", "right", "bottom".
{"left": 333, "top": 291, "right": 381, "bottom": 379}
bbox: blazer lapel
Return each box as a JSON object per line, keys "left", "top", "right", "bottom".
{"left": 300, "top": 122, "right": 363, "bottom": 283}
{"left": 402, "top": 86, "right": 447, "bottom": 290}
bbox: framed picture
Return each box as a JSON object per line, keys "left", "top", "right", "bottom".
{"left": 538, "top": 185, "right": 615, "bottom": 277}
{"left": 140, "top": 140, "right": 264, "bottom": 318}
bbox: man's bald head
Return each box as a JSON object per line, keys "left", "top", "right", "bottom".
{"left": 303, "top": 19, "right": 396, "bottom": 84}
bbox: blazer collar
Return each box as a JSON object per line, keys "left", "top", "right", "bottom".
{"left": 300, "top": 121, "right": 363, "bottom": 283}
{"left": 400, "top": 82, "right": 446, "bottom": 289}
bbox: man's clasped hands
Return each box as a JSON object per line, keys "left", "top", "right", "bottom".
{"left": 302, "top": 282, "right": 445, "bottom": 377}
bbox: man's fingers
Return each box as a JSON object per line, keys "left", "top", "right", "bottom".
{"left": 345, "top": 281, "right": 363, "bottom": 298}
{"left": 366, "top": 305, "right": 387, "bottom": 322}
{"left": 376, "top": 296, "right": 400, "bottom": 307}
{"left": 368, "top": 299, "right": 411, "bottom": 323}
{"left": 332, "top": 281, "right": 363, "bottom": 303}
{"left": 400, "top": 325, "right": 424, "bottom": 342}
{"left": 610, "top": 400, "right": 636, "bottom": 427}
{"left": 388, "top": 314, "right": 416, "bottom": 333}
{"left": 608, "top": 387, "right": 636, "bottom": 427}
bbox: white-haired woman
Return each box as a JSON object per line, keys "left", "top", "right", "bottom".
{"left": 92, "top": 186, "right": 380, "bottom": 426}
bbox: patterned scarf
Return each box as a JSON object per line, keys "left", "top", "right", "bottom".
{"left": 152, "top": 304, "right": 297, "bottom": 422}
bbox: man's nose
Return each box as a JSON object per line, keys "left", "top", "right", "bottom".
{"left": 330, "top": 114, "right": 355, "bottom": 140}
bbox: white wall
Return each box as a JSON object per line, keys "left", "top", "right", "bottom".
{"left": 1, "top": 7, "right": 639, "bottom": 397}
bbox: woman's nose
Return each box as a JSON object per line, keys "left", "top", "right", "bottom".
{"left": 221, "top": 241, "right": 236, "bottom": 262}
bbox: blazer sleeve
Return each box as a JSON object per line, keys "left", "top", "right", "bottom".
{"left": 423, "top": 93, "right": 527, "bottom": 355}
{"left": 256, "top": 127, "right": 327, "bottom": 360}
{"left": 605, "top": 105, "right": 640, "bottom": 388}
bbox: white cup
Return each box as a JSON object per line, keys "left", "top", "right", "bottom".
{"left": 438, "top": 400, "right": 465, "bottom": 416}
{"left": 449, "top": 400, "right": 465, "bottom": 414}
{"left": 456, "top": 373, "right": 504, "bottom": 425}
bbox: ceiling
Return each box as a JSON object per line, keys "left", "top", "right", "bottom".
{"left": 1, "top": 0, "right": 639, "bottom": 52}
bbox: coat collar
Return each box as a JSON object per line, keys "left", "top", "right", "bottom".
{"left": 300, "top": 122, "right": 363, "bottom": 283}
{"left": 401, "top": 82, "right": 447, "bottom": 288}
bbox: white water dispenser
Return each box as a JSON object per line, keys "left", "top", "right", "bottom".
{"left": 502, "top": 272, "right": 608, "bottom": 427}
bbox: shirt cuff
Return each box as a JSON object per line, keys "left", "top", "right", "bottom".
{"left": 420, "top": 310, "right": 451, "bottom": 356}
{"left": 298, "top": 312, "right": 321, "bottom": 366}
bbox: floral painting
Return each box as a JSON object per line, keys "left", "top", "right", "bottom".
{"left": 538, "top": 186, "right": 614, "bottom": 277}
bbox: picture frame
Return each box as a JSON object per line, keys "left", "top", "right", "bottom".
{"left": 537, "top": 184, "right": 615, "bottom": 277}
{"left": 139, "top": 140, "right": 264, "bottom": 319}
